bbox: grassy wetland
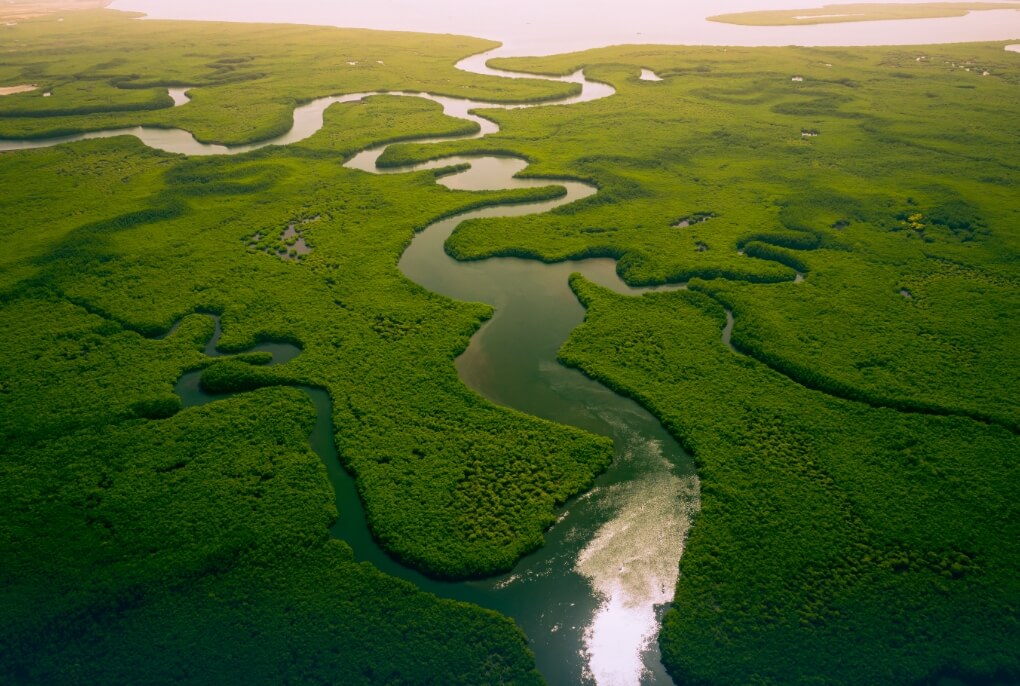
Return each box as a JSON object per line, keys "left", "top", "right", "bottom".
{"left": 386, "top": 41, "right": 1020, "bottom": 682}
{"left": 1, "top": 5, "right": 1019, "bottom": 686}
{"left": 708, "top": 2, "right": 1020, "bottom": 26}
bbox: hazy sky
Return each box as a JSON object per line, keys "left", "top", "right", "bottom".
{"left": 111, "top": 0, "right": 1020, "bottom": 55}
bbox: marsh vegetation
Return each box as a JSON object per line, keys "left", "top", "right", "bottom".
{"left": 709, "top": 2, "right": 1020, "bottom": 26}
{"left": 0, "top": 6, "right": 1018, "bottom": 686}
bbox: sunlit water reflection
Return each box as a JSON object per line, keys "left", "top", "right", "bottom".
{"left": 23, "top": 3, "right": 1020, "bottom": 684}
{"left": 576, "top": 424, "right": 699, "bottom": 685}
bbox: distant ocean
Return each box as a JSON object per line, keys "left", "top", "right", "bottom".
{"left": 111, "top": 0, "right": 1020, "bottom": 56}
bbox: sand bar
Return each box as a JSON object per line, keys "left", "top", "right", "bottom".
{"left": 0, "top": 84, "right": 38, "bottom": 96}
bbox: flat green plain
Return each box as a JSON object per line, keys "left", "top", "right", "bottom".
{"left": 1, "top": 7, "right": 1018, "bottom": 686}
{"left": 709, "top": 2, "right": 1020, "bottom": 26}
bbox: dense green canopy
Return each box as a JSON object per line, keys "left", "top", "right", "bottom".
{"left": 1, "top": 7, "right": 1017, "bottom": 685}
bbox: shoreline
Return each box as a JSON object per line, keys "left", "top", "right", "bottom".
{"left": 106, "top": 1, "right": 1020, "bottom": 54}
{"left": 1, "top": 1, "right": 111, "bottom": 20}
{"left": 709, "top": 1, "right": 1020, "bottom": 27}
{"left": 5, "top": 3, "right": 1014, "bottom": 53}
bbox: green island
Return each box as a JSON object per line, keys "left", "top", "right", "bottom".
{"left": 1, "top": 4, "right": 1018, "bottom": 686}
{"left": 709, "top": 2, "right": 1020, "bottom": 26}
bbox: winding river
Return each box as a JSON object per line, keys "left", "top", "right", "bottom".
{"left": 0, "top": 53, "right": 702, "bottom": 685}
{"left": 339, "top": 61, "right": 701, "bottom": 686}
{"left": 2, "top": 0, "right": 1016, "bottom": 676}
{"left": 9, "top": 37, "right": 1015, "bottom": 682}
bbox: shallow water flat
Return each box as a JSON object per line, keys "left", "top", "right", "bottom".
{"left": 112, "top": 0, "right": 1020, "bottom": 54}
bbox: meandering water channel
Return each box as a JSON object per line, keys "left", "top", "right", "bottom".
{"left": 8, "top": 34, "right": 1016, "bottom": 681}
{"left": 0, "top": 52, "right": 704, "bottom": 685}
{"left": 2, "top": 0, "right": 1016, "bottom": 677}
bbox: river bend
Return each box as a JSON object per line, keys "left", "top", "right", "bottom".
{"left": 8, "top": 19, "right": 1018, "bottom": 686}
{"left": 6, "top": 51, "right": 697, "bottom": 686}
